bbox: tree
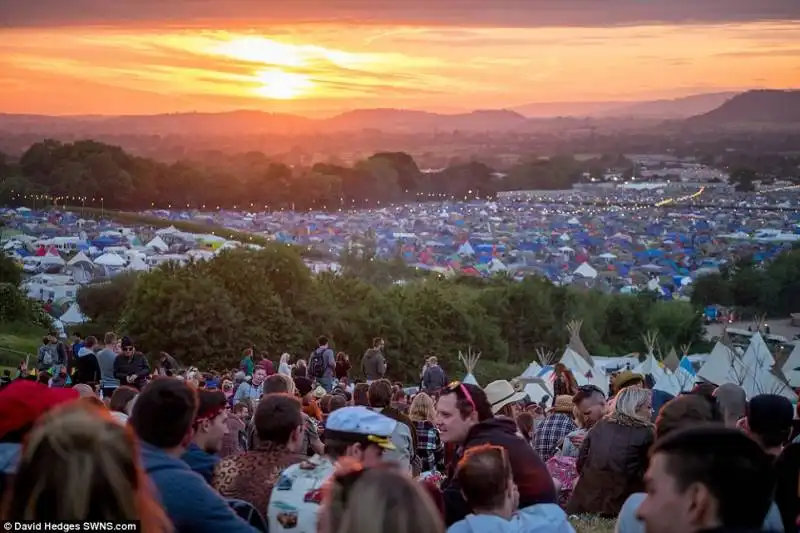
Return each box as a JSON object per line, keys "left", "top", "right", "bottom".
{"left": 690, "top": 274, "right": 733, "bottom": 307}
{"left": 76, "top": 272, "right": 140, "bottom": 331}
{"left": 729, "top": 167, "right": 756, "bottom": 192}
{"left": 0, "top": 250, "right": 21, "bottom": 286}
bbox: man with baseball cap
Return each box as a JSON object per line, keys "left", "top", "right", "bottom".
{"left": 267, "top": 406, "right": 397, "bottom": 533}
{"left": 0, "top": 381, "right": 79, "bottom": 494}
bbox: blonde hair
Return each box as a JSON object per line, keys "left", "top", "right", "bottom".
{"left": 325, "top": 461, "right": 443, "bottom": 533}
{"left": 280, "top": 353, "right": 291, "bottom": 365}
{"left": 3, "top": 402, "right": 170, "bottom": 533}
{"left": 613, "top": 387, "right": 652, "bottom": 424}
{"left": 409, "top": 393, "right": 436, "bottom": 423}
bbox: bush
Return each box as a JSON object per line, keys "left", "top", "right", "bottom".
{"left": 0, "top": 250, "right": 22, "bottom": 286}
{"left": 103, "top": 247, "right": 704, "bottom": 383}
{"left": 0, "top": 283, "right": 52, "bottom": 329}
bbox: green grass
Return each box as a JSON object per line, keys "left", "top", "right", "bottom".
{"left": 570, "top": 515, "right": 616, "bottom": 533}
{"left": 0, "top": 321, "right": 45, "bottom": 368}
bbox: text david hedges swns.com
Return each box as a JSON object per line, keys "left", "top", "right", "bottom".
{"left": 2, "top": 523, "right": 140, "bottom": 532}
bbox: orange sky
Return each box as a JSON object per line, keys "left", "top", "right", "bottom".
{"left": 1, "top": 18, "right": 799, "bottom": 116}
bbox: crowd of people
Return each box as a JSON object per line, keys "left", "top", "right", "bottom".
{"left": 1, "top": 331, "right": 800, "bottom": 533}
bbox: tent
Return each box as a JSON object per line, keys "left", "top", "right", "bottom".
{"left": 60, "top": 303, "right": 88, "bottom": 325}
{"left": 573, "top": 262, "right": 598, "bottom": 279}
{"left": 67, "top": 251, "right": 92, "bottom": 267}
{"left": 127, "top": 255, "right": 149, "bottom": 272}
{"left": 146, "top": 236, "right": 169, "bottom": 252}
{"left": 459, "top": 347, "right": 480, "bottom": 386}
{"left": 740, "top": 332, "right": 774, "bottom": 370}
{"left": 94, "top": 253, "right": 126, "bottom": 267}
{"left": 780, "top": 342, "right": 800, "bottom": 388}
{"left": 566, "top": 320, "right": 595, "bottom": 368}
{"left": 457, "top": 241, "right": 475, "bottom": 257}
{"left": 697, "top": 339, "right": 747, "bottom": 387}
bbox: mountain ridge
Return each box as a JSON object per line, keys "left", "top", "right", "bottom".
{"left": 1, "top": 90, "right": 796, "bottom": 136}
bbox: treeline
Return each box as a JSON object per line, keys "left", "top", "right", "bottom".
{"left": 690, "top": 250, "right": 800, "bottom": 317}
{"left": 74, "top": 246, "right": 704, "bottom": 383}
{"left": 0, "top": 139, "right": 633, "bottom": 211}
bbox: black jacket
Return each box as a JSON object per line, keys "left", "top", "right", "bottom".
{"left": 74, "top": 349, "right": 101, "bottom": 385}
{"left": 113, "top": 352, "right": 151, "bottom": 390}
{"left": 441, "top": 417, "right": 557, "bottom": 526}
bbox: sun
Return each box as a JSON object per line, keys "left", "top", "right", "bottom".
{"left": 254, "top": 69, "right": 313, "bottom": 100}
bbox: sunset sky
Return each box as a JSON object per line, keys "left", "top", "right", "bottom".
{"left": 1, "top": 0, "right": 798, "bottom": 116}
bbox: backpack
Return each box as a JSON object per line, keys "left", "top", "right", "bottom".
{"left": 39, "top": 346, "right": 54, "bottom": 367}
{"left": 309, "top": 349, "right": 326, "bottom": 379}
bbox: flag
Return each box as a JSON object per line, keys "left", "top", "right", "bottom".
{"left": 679, "top": 356, "right": 696, "bottom": 376}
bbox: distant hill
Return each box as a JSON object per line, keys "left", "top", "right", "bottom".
{"left": 324, "top": 108, "right": 528, "bottom": 132}
{"left": 594, "top": 92, "right": 738, "bottom": 119}
{"left": 0, "top": 108, "right": 530, "bottom": 136}
{"left": 513, "top": 92, "right": 738, "bottom": 119}
{"left": 685, "top": 90, "right": 800, "bottom": 127}
{"left": 1, "top": 91, "right": 795, "bottom": 138}
{"left": 0, "top": 110, "right": 313, "bottom": 137}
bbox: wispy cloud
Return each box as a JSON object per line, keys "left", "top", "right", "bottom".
{"left": 0, "top": 19, "right": 798, "bottom": 115}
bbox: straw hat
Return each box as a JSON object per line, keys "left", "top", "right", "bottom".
{"left": 613, "top": 371, "right": 644, "bottom": 393}
{"left": 484, "top": 380, "right": 527, "bottom": 414}
{"left": 549, "top": 395, "right": 575, "bottom": 415}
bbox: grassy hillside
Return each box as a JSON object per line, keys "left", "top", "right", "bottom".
{"left": 0, "top": 321, "right": 44, "bottom": 371}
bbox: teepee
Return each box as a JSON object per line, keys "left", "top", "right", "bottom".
{"left": 459, "top": 347, "right": 481, "bottom": 386}
{"left": 535, "top": 346, "right": 558, "bottom": 366}
{"left": 662, "top": 347, "right": 681, "bottom": 373}
{"left": 635, "top": 331, "right": 666, "bottom": 384}
{"left": 566, "top": 320, "right": 595, "bottom": 367}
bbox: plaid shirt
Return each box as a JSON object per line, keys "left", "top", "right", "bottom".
{"left": 533, "top": 413, "right": 577, "bottom": 461}
{"left": 413, "top": 420, "right": 443, "bottom": 472}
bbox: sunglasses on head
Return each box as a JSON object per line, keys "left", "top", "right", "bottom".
{"left": 446, "top": 381, "right": 477, "bottom": 412}
{"left": 576, "top": 384, "right": 604, "bottom": 398}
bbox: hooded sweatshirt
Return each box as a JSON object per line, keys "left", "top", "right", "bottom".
{"left": 182, "top": 442, "right": 220, "bottom": 485}
{"left": 447, "top": 504, "right": 575, "bottom": 533}
{"left": 362, "top": 348, "right": 386, "bottom": 381}
{"left": 139, "top": 442, "right": 259, "bottom": 533}
{"left": 442, "top": 418, "right": 557, "bottom": 527}
{"left": 74, "top": 346, "right": 101, "bottom": 385}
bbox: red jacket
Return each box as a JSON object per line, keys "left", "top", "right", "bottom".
{"left": 257, "top": 359, "right": 275, "bottom": 376}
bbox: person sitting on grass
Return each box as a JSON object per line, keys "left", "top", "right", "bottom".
{"left": 447, "top": 444, "right": 574, "bottom": 533}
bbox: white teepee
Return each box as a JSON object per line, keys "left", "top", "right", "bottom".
{"left": 459, "top": 347, "right": 481, "bottom": 386}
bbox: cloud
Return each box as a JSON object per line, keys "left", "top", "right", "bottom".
{"left": 715, "top": 49, "right": 800, "bottom": 58}
{"left": 1, "top": 0, "right": 798, "bottom": 28}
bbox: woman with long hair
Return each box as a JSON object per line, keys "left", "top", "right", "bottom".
{"left": 292, "top": 359, "right": 307, "bottom": 379}
{"left": 408, "top": 393, "right": 444, "bottom": 473}
{"left": 320, "top": 460, "right": 444, "bottom": 533}
{"left": 553, "top": 363, "right": 578, "bottom": 397}
{"left": 278, "top": 353, "right": 292, "bottom": 376}
{"left": 2, "top": 401, "right": 171, "bottom": 533}
{"left": 566, "top": 387, "right": 654, "bottom": 517}
{"left": 335, "top": 352, "right": 351, "bottom": 382}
